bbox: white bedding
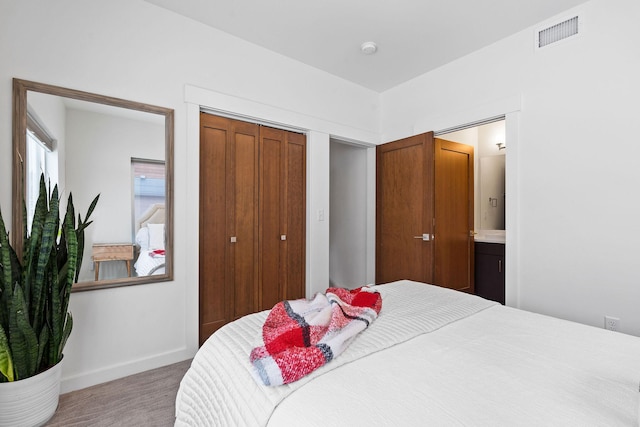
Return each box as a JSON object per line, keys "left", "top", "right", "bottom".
{"left": 175, "top": 281, "right": 640, "bottom": 426}
{"left": 134, "top": 250, "right": 165, "bottom": 276}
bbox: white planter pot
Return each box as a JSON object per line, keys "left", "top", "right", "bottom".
{"left": 0, "top": 360, "right": 63, "bottom": 427}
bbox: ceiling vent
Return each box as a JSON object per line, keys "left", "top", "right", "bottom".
{"left": 537, "top": 15, "right": 580, "bottom": 49}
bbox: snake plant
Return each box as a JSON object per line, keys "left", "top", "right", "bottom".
{"left": 0, "top": 175, "right": 98, "bottom": 382}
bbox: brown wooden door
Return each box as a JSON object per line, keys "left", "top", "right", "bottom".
{"left": 258, "top": 127, "right": 306, "bottom": 310}
{"left": 199, "top": 113, "right": 259, "bottom": 344}
{"left": 199, "top": 113, "right": 306, "bottom": 345}
{"left": 230, "top": 120, "right": 260, "bottom": 318}
{"left": 199, "top": 113, "right": 231, "bottom": 344}
{"left": 376, "top": 132, "right": 434, "bottom": 284}
{"left": 433, "top": 138, "right": 474, "bottom": 293}
{"left": 259, "top": 126, "right": 285, "bottom": 310}
{"left": 376, "top": 133, "right": 474, "bottom": 293}
{"left": 283, "top": 131, "right": 306, "bottom": 302}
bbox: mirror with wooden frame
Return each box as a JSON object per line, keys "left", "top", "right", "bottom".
{"left": 12, "top": 79, "right": 174, "bottom": 291}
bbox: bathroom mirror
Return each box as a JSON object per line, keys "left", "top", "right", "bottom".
{"left": 12, "top": 79, "right": 174, "bottom": 291}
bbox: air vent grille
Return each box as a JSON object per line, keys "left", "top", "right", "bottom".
{"left": 538, "top": 16, "right": 579, "bottom": 48}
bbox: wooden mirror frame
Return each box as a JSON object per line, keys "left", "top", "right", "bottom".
{"left": 12, "top": 78, "right": 174, "bottom": 291}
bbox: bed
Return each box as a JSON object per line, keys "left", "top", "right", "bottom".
{"left": 133, "top": 203, "right": 166, "bottom": 276}
{"left": 175, "top": 280, "right": 640, "bottom": 426}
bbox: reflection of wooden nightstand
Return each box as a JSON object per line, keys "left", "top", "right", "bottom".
{"left": 92, "top": 243, "right": 134, "bottom": 281}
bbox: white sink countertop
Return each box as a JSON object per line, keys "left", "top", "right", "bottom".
{"left": 475, "top": 230, "right": 506, "bottom": 244}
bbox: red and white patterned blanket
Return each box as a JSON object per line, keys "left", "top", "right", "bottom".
{"left": 250, "top": 287, "right": 382, "bottom": 386}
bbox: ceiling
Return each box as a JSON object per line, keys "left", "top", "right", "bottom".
{"left": 145, "top": 0, "right": 587, "bottom": 92}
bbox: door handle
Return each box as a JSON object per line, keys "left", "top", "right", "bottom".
{"left": 413, "top": 234, "right": 431, "bottom": 241}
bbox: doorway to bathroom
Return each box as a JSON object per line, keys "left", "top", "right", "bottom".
{"left": 440, "top": 118, "right": 506, "bottom": 304}
{"left": 439, "top": 118, "right": 506, "bottom": 238}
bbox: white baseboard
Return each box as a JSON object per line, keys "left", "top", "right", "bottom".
{"left": 60, "top": 347, "right": 195, "bottom": 394}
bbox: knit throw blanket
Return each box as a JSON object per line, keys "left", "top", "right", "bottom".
{"left": 250, "top": 287, "right": 382, "bottom": 386}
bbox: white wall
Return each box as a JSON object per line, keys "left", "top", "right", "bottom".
{"left": 381, "top": 0, "right": 640, "bottom": 335}
{"left": 0, "top": 0, "right": 379, "bottom": 392}
{"left": 329, "top": 141, "right": 368, "bottom": 288}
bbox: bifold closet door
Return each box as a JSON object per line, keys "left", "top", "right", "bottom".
{"left": 199, "top": 113, "right": 259, "bottom": 344}
{"left": 283, "top": 131, "right": 306, "bottom": 302}
{"left": 258, "top": 127, "right": 306, "bottom": 311}
{"left": 259, "top": 127, "right": 285, "bottom": 310}
{"left": 199, "top": 113, "right": 306, "bottom": 345}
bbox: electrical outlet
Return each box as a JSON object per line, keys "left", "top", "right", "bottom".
{"left": 604, "top": 316, "right": 620, "bottom": 331}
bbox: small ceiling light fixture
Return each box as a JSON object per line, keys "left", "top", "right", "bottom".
{"left": 360, "top": 41, "right": 378, "bottom": 55}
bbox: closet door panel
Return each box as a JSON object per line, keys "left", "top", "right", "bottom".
{"left": 285, "top": 132, "right": 306, "bottom": 300}
{"left": 199, "top": 115, "right": 231, "bottom": 344}
{"left": 231, "top": 122, "right": 260, "bottom": 319}
{"left": 259, "top": 128, "right": 284, "bottom": 310}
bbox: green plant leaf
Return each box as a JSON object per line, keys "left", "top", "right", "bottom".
{"left": 64, "top": 206, "right": 77, "bottom": 282}
{"left": 32, "top": 185, "right": 59, "bottom": 335}
{"left": 0, "top": 324, "right": 14, "bottom": 382}
{"left": 84, "top": 194, "right": 99, "bottom": 223}
{"left": 9, "top": 285, "right": 38, "bottom": 380}
{"left": 59, "top": 312, "right": 72, "bottom": 360}
{"left": 0, "top": 208, "right": 15, "bottom": 331}
{"left": 36, "top": 325, "right": 49, "bottom": 371}
{"left": 24, "top": 175, "right": 49, "bottom": 307}
{"left": 0, "top": 208, "right": 13, "bottom": 293}
{"left": 49, "top": 250, "right": 62, "bottom": 366}
{"left": 73, "top": 194, "right": 99, "bottom": 282}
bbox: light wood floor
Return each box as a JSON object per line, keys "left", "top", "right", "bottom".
{"left": 45, "top": 359, "right": 192, "bottom": 427}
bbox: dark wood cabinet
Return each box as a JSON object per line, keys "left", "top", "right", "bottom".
{"left": 474, "top": 242, "right": 505, "bottom": 304}
{"left": 199, "top": 113, "right": 306, "bottom": 345}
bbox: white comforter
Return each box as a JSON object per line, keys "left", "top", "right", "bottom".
{"left": 134, "top": 250, "right": 165, "bottom": 276}
{"left": 175, "top": 281, "right": 640, "bottom": 426}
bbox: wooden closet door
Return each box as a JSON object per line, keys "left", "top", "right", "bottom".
{"left": 200, "top": 113, "right": 306, "bottom": 344}
{"left": 259, "top": 127, "right": 285, "bottom": 310}
{"left": 230, "top": 120, "right": 260, "bottom": 318}
{"left": 199, "top": 113, "right": 259, "bottom": 345}
{"left": 200, "top": 113, "right": 231, "bottom": 344}
{"left": 284, "top": 131, "right": 306, "bottom": 301}
{"left": 258, "top": 127, "right": 306, "bottom": 310}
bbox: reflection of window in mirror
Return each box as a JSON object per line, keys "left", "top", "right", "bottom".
{"left": 26, "top": 110, "right": 56, "bottom": 233}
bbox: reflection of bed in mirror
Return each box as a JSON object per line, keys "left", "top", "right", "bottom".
{"left": 134, "top": 203, "right": 166, "bottom": 276}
